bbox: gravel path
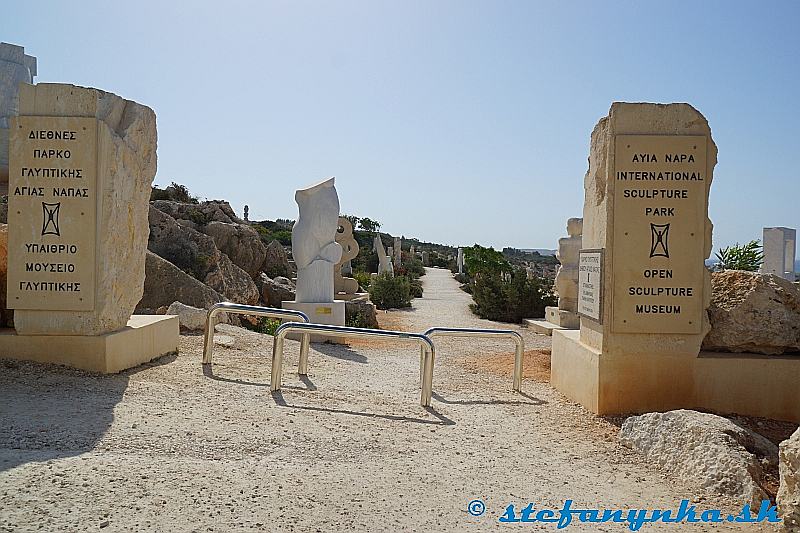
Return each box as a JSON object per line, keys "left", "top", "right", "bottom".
{"left": 0, "top": 268, "right": 779, "bottom": 532}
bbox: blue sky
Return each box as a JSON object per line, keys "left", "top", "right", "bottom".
{"left": 5, "top": 1, "right": 799, "bottom": 250}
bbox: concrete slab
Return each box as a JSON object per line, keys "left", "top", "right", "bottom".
{"left": 0, "top": 315, "right": 178, "bottom": 373}
{"left": 523, "top": 319, "right": 564, "bottom": 336}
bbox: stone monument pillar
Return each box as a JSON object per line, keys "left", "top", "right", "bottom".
{"left": 421, "top": 251, "right": 430, "bottom": 266}
{"left": 283, "top": 177, "right": 345, "bottom": 340}
{"left": 333, "top": 216, "right": 361, "bottom": 299}
{"left": 374, "top": 235, "right": 393, "bottom": 276}
{"left": 549, "top": 102, "right": 799, "bottom": 422}
{"left": 762, "top": 227, "right": 796, "bottom": 281}
{"left": 456, "top": 247, "right": 464, "bottom": 275}
{"left": 1, "top": 43, "right": 37, "bottom": 190}
{"left": 1, "top": 83, "right": 178, "bottom": 372}
{"left": 553, "top": 102, "right": 716, "bottom": 413}
{"left": 528, "top": 218, "right": 582, "bottom": 334}
{"left": 393, "top": 236, "right": 402, "bottom": 269}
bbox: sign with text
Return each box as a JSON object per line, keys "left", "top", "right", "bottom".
{"left": 611, "top": 135, "right": 707, "bottom": 334}
{"left": 578, "top": 249, "right": 603, "bottom": 322}
{"left": 7, "top": 116, "right": 97, "bottom": 311}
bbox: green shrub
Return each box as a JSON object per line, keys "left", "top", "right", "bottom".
{"left": 470, "top": 268, "right": 556, "bottom": 323}
{"left": 186, "top": 208, "right": 211, "bottom": 226}
{"left": 346, "top": 310, "right": 372, "bottom": 328}
{"left": 353, "top": 271, "right": 372, "bottom": 290}
{"left": 151, "top": 182, "right": 199, "bottom": 204}
{"left": 409, "top": 277, "right": 423, "bottom": 298}
{"left": 242, "top": 317, "right": 282, "bottom": 335}
{"left": 404, "top": 258, "right": 426, "bottom": 278}
{"left": 715, "top": 240, "right": 764, "bottom": 271}
{"left": 369, "top": 273, "right": 412, "bottom": 310}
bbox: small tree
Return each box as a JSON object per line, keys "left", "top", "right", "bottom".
{"left": 463, "top": 244, "right": 511, "bottom": 278}
{"left": 715, "top": 240, "right": 764, "bottom": 272}
{"left": 358, "top": 217, "right": 381, "bottom": 233}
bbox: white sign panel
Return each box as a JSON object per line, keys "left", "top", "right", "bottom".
{"left": 578, "top": 249, "right": 603, "bottom": 322}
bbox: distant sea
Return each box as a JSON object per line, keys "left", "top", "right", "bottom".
{"left": 521, "top": 248, "right": 557, "bottom": 256}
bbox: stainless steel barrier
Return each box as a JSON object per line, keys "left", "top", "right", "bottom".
{"left": 202, "top": 302, "right": 310, "bottom": 366}
{"left": 422, "top": 327, "right": 524, "bottom": 392}
{"left": 271, "top": 322, "right": 436, "bottom": 407}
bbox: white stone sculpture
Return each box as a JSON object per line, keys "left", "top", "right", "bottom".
{"left": 334, "top": 216, "right": 360, "bottom": 295}
{"left": 375, "top": 235, "right": 394, "bottom": 276}
{"left": 1, "top": 42, "right": 37, "bottom": 182}
{"left": 762, "top": 227, "right": 796, "bottom": 281}
{"left": 291, "top": 177, "right": 342, "bottom": 302}
{"left": 457, "top": 247, "right": 464, "bottom": 275}
{"left": 393, "top": 236, "right": 402, "bottom": 268}
{"left": 554, "top": 218, "right": 583, "bottom": 314}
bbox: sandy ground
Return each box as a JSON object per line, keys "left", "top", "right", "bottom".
{"left": 0, "top": 268, "right": 782, "bottom": 532}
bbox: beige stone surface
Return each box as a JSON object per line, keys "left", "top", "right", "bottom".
{"left": 703, "top": 270, "right": 800, "bottom": 354}
{"left": 0, "top": 314, "right": 177, "bottom": 373}
{"left": 0, "top": 223, "right": 8, "bottom": 326}
{"left": 166, "top": 301, "right": 207, "bottom": 332}
{"left": 282, "top": 300, "right": 345, "bottom": 342}
{"left": 203, "top": 221, "right": 266, "bottom": 279}
{"left": 579, "top": 102, "right": 716, "bottom": 354}
{"left": 620, "top": 410, "right": 777, "bottom": 507}
{"left": 8, "top": 116, "right": 98, "bottom": 312}
{"left": 136, "top": 251, "right": 223, "bottom": 312}
{"left": 552, "top": 328, "right": 800, "bottom": 422}
{"left": 0, "top": 267, "right": 769, "bottom": 532}
{"left": 779, "top": 428, "right": 800, "bottom": 531}
{"left": 12, "top": 83, "right": 157, "bottom": 335}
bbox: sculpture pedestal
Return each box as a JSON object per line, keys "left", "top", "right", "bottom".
{"left": 551, "top": 329, "right": 800, "bottom": 422}
{"left": 282, "top": 301, "right": 345, "bottom": 343}
{"left": 0, "top": 315, "right": 179, "bottom": 373}
{"left": 525, "top": 306, "right": 580, "bottom": 336}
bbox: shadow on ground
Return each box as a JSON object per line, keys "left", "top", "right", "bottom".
{"left": 271, "top": 390, "right": 455, "bottom": 426}
{"left": 431, "top": 390, "right": 547, "bottom": 406}
{"left": 0, "top": 354, "right": 176, "bottom": 473}
{"left": 312, "top": 343, "right": 368, "bottom": 364}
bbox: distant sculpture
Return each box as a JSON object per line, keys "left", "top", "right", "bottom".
{"left": 1, "top": 42, "right": 37, "bottom": 184}
{"left": 243, "top": 205, "right": 249, "bottom": 222}
{"left": 421, "top": 251, "right": 430, "bottom": 266}
{"left": 374, "top": 235, "right": 394, "bottom": 276}
{"left": 555, "top": 218, "right": 583, "bottom": 313}
{"left": 334, "top": 216, "right": 360, "bottom": 295}
{"left": 457, "top": 247, "right": 464, "bottom": 275}
{"left": 291, "top": 177, "right": 343, "bottom": 302}
{"left": 393, "top": 237, "right": 402, "bottom": 268}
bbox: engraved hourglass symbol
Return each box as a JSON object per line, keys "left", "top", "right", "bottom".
{"left": 649, "top": 223, "right": 670, "bottom": 258}
{"left": 41, "top": 202, "right": 61, "bottom": 237}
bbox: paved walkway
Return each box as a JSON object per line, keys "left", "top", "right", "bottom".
{"left": 0, "top": 268, "right": 775, "bottom": 531}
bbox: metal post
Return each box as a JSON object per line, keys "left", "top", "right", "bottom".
{"left": 202, "top": 302, "right": 311, "bottom": 367}
{"left": 271, "top": 322, "right": 435, "bottom": 407}
{"left": 423, "top": 327, "right": 524, "bottom": 393}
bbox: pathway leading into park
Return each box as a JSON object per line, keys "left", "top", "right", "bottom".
{"left": 0, "top": 268, "right": 776, "bottom": 531}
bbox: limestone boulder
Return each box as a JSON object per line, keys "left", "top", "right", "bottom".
{"left": 703, "top": 271, "right": 800, "bottom": 355}
{"left": 345, "top": 298, "right": 378, "bottom": 329}
{"left": 263, "top": 239, "right": 292, "bottom": 278}
{"left": 148, "top": 206, "right": 258, "bottom": 304}
{"left": 620, "top": 410, "right": 777, "bottom": 507}
{"left": 151, "top": 199, "right": 240, "bottom": 225}
{"left": 0, "top": 223, "right": 10, "bottom": 327}
{"left": 203, "top": 221, "right": 267, "bottom": 278}
{"left": 256, "top": 273, "right": 296, "bottom": 308}
{"left": 137, "top": 251, "right": 222, "bottom": 312}
{"left": 204, "top": 255, "right": 259, "bottom": 305}
{"left": 779, "top": 428, "right": 800, "bottom": 532}
{"left": 13, "top": 84, "right": 157, "bottom": 336}
{"left": 166, "top": 301, "right": 207, "bottom": 332}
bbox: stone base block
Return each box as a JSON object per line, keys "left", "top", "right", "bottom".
{"left": 545, "top": 306, "right": 580, "bottom": 329}
{"left": 551, "top": 329, "right": 800, "bottom": 422}
{"left": 0, "top": 315, "right": 179, "bottom": 373}
{"left": 524, "top": 319, "right": 564, "bottom": 336}
{"left": 334, "top": 292, "right": 369, "bottom": 302}
{"left": 282, "top": 301, "right": 345, "bottom": 343}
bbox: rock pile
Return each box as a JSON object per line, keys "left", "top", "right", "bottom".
{"left": 703, "top": 270, "right": 800, "bottom": 355}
